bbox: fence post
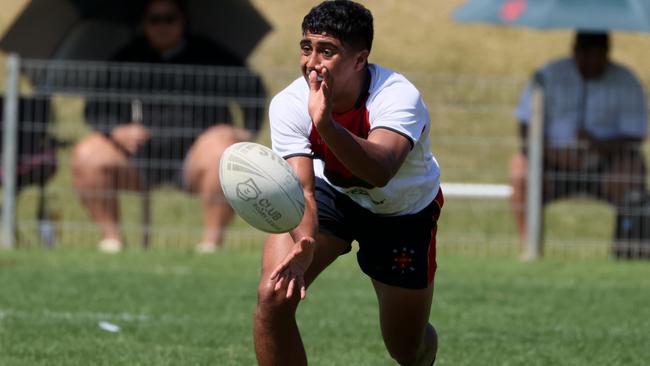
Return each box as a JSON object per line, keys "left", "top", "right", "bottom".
{"left": 524, "top": 74, "right": 544, "bottom": 260}
{"left": 2, "top": 54, "right": 20, "bottom": 249}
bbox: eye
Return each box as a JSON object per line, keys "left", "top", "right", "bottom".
{"left": 322, "top": 48, "right": 334, "bottom": 58}
{"left": 301, "top": 45, "right": 312, "bottom": 56}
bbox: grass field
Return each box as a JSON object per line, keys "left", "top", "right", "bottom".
{"left": 1, "top": 248, "right": 649, "bottom": 365}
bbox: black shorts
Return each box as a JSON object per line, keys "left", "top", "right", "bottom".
{"left": 543, "top": 149, "right": 645, "bottom": 205}
{"left": 315, "top": 178, "right": 444, "bottom": 289}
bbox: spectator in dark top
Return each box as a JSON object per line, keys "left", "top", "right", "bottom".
{"left": 71, "top": 0, "right": 266, "bottom": 253}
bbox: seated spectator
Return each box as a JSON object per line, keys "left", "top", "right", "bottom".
{"left": 509, "top": 32, "right": 648, "bottom": 256}
{"left": 71, "top": 0, "right": 266, "bottom": 253}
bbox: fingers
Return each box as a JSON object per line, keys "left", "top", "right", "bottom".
{"left": 270, "top": 268, "right": 306, "bottom": 300}
{"left": 320, "top": 66, "right": 330, "bottom": 91}
{"left": 299, "top": 277, "right": 307, "bottom": 300}
{"left": 308, "top": 69, "right": 320, "bottom": 92}
{"left": 286, "top": 275, "right": 296, "bottom": 299}
{"left": 308, "top": 67, "right": 329, "bottom": 91}
{"left": 269, "top": 253, "right": 292, "bottom": 280}
{"left": 273, "top": 275, "right": 285, "bottom": 292}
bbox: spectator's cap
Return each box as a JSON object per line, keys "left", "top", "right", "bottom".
{"left": 574, "top": 31, "right": 610, "bottom": 50}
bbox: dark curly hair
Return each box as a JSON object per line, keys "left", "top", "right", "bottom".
{"left": 302, "top": 0, "right": 374, "bottom": 52}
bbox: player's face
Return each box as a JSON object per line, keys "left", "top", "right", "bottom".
{"left": 300, "top": 32, "right": 367, "bottom": 96}
{"left": 142, "top": 0, "right": 186, "bottom": 53}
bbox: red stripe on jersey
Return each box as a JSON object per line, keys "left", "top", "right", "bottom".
{"left": 427, "top": 189, "right": 445, "bottom": 285}
{"left": 309, "top": 104, "right": 373, "bottom": 188}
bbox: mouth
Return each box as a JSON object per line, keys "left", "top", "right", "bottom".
{"left": 305, "top": 69, "right": 324, "bottom": 82}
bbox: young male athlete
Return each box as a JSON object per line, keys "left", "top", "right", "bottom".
{"left": 254, "top": 1, "right": 443, "bottom": 365}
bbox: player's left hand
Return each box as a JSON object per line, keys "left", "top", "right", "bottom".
{"left": 269, "top": 236, "right": 316, "bottom": 300}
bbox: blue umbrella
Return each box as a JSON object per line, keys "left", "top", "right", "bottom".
{"left": 454, "top": 0, "right": 650, "bottom": 33}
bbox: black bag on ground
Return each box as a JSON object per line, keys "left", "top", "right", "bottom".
{"left": 613, "top": 198, "right": 650, "bottom": 259}
{"left": 0, "top": 96, "right": 56, "bottom": 190}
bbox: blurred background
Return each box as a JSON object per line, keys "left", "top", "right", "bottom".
{"left": 1, "top": 1, "right": 650, "bottom": 365}
{"left": 7, "top": 0, "right": 650, "bottom": 255}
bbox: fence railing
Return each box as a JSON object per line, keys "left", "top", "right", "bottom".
{"left": 2, "top": 56, "right": 649, "bottom": 259}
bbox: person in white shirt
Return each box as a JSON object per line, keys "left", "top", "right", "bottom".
{"left": 509, "top": 32, "right": 648, "bottom": 254}
{"left": 253, "top": 1, "right": 442, "bottom": 365}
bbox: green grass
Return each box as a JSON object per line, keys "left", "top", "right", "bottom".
{"left": 1, "top": 248, "right": 649, "bottom": 365}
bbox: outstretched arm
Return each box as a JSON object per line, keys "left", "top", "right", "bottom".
{"left": 269, "top": 155, "right": 318, "bottom": 300}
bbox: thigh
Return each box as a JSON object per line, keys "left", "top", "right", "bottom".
{"left": 356, "top": 193, "right": 442, "bottom": 290}
{"left": 72, "top": 133, "right": 142, "bottom": 191}
{"left": 260, "top": 231, "right": 351, "bottom": 289}
{"left": 183, "top": 125, "right": 248, "bottom": 193}
{"left": 372, "top": 280, "right": 434, "bottom": 355}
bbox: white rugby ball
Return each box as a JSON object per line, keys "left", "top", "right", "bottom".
{"left": 219, "top": 142, "right": 305, "bottom": 233}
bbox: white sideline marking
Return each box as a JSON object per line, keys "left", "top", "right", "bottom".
{"left": 0, "top": 308, "right": 150, "bottom": 322}
{"left": 98, "top": 321, "right": 121, "bottom": 333}
{"left": 441, "top": 183, "right": 512, "bottom": 199}
{"left": 0, "top": 308, "right": 206, "bottom": 327}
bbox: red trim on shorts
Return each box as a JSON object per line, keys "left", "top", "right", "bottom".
{"left": 427, "top": 188, "right": 444, "bottom": 285}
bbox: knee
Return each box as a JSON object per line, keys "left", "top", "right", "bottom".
{"left": 255, "top": 279, "right": 300, "bottom": 321}
{"left": 71, "top": 134, "right": 111, "bottom": 171}
{"left": 387, "top": 325, "right": 437, "bottom": 366}
{"left": 72, "top": 136, "right": 101, "bottom": 178}
{"left": 198, "top": 124, "right": 242, "bottom": 148}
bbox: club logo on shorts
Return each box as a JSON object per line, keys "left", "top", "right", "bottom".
{"left": 236, "top": 178, "right": 262, "bottom": 201}
{"left": 392, "top": 247, "right": 416, "bottom": 274}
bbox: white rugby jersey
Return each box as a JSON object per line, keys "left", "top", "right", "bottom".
{"left": 270, "top": 64, "right": 440, "bottom": 215}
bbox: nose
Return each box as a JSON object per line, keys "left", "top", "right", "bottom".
{"left": 305, "top": 52, "right": 320, "bottom": 71}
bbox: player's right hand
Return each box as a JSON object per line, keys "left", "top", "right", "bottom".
{"left": 269, "top": 236, "right": 316, "bottom": 300}
{"left": 308, "top": 67, "right": 333, "bottom": 130}
{"left": 111, "top": 123, "right": 151, "bottom": 155}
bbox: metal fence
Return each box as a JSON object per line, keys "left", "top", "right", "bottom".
{"left": 2, "top": 56, "right": 649, "bottom": 258}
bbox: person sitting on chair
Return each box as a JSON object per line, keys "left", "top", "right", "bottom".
{"left": 71, "top": 0, "right": 266, "bottom": 253}
{"left": 509, "top": 31, "right": 648, "bottom": 258}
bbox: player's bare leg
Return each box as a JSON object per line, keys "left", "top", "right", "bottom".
{"left": 372, "top": 280, "right": 437, "bottom": 366}
{"left": 71, "top": 133, "right": 141, "bottom": 245}
{"left": 184, "top": 125, "right": 248, "bottom": 250}
{"left": 254, "top": 232, "right": 349, "bottom": 366}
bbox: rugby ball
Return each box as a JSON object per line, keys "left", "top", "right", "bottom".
{"left": 219, "top": 142, "right": 305, "bottom": 233}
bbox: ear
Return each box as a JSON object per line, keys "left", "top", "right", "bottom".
{"left": 353, "top": 50, "right": 370, "bottom": 71}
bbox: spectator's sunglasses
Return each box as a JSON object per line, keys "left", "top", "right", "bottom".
{"left": 145, "top": 13, "right": 181, "bottom": 25}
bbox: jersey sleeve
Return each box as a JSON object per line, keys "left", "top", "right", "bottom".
{"left": 269, "top": 90, "right": 313, "bottom": 159}
{"left": 515, "top": 81, "right": 533, "bottom": 125}
{"left": 368, "top": 79, "right": 430, "bottom": 148}
{"left": 618, "top": 71, "right": 648, "bottom": 139}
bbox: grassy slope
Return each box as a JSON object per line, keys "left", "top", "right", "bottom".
{"left": 247, "top": 0, "right": 650, "bottom": 78}
{"left": 1, "top": 250, "right": 649, "bottom": 365}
